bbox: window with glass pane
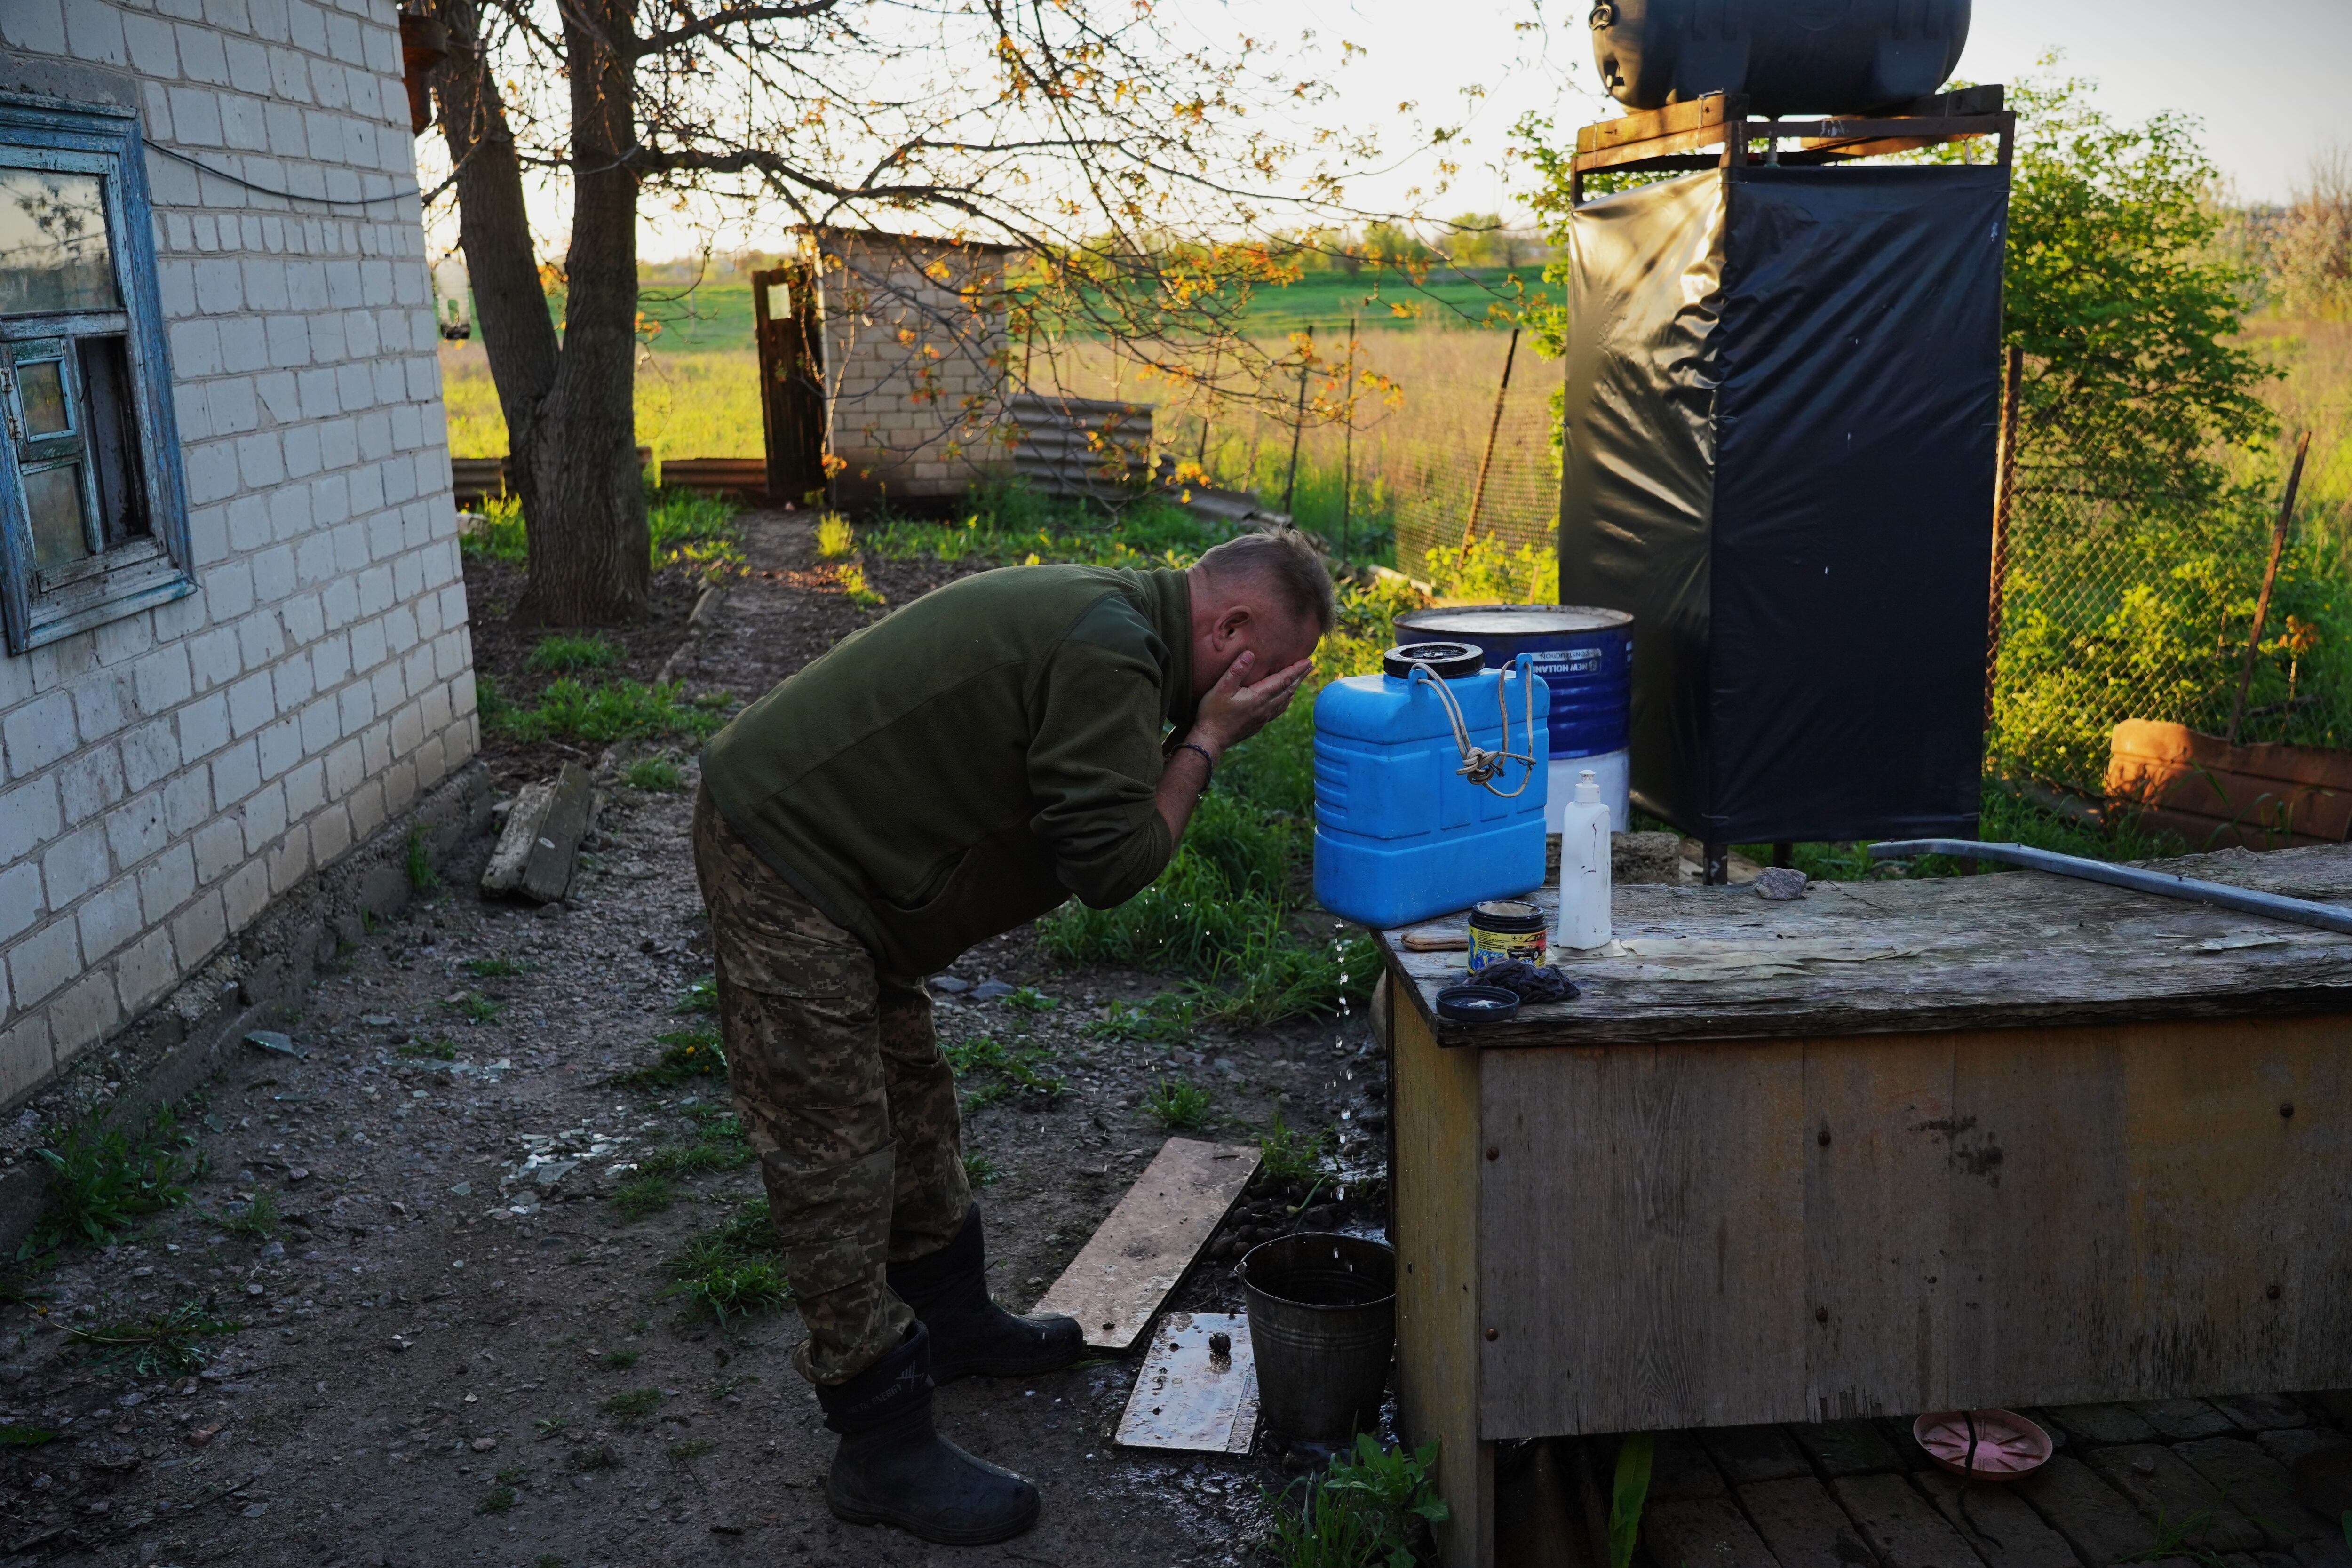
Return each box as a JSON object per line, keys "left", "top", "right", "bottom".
{"left": 0, "top": 96, "right": 191, "bottom": 654}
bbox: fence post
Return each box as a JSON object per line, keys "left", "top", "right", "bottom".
{"left": 2227, "top": 429, "right": 2315, "bottom": 747}
{"left": 1282, "top": 326, "right": 1315, "bottom": 515}
{"left": 1341, "top": 313, "right": 1358, "bottom": 558}
{"left": 1460, "top": 326, "right": 1521, "bottom": 555}
{"left": 1984, "top": 344, "right": 2024, "bottom": 732}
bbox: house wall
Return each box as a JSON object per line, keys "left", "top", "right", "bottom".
{"left": 0, "top": 0, "right": 470, "bottom": 1104}
{"left": 816, "top": 231, "right": 1012, "bottom": 509}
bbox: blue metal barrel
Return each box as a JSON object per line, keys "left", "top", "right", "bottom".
{"left": 1396, "top": 605, "right": 1633, "bottom": 832}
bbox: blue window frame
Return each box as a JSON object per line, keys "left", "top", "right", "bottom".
{"left": 0, "top": 93, "right": 192, "bottom": 654}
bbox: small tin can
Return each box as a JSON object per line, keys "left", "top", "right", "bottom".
{"left": 1467, "top": 899, "right": 1546, "bottom": 971}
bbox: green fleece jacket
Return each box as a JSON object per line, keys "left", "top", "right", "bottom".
{"left": 699, "top": 565, "right": 1196, "bottom": 977}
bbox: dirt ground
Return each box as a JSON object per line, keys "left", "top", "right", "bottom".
{"left": 0, "top": 512, "right": 1388, "bottom": 1568}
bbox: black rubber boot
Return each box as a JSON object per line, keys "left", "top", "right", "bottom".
{"left": 818, "top": 1323, "right": 1041, "bottom": 1544}
{"left": 888, "top": 1204, "right": 1085, "bottom": 1384}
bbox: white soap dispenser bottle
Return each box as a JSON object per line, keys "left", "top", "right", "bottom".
{"left": 1557, "top": 767, "right": 1612, "bottom": 952}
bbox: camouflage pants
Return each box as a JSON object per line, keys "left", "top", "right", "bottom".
{"left": 690, "top": 789, "right": 970, "bottom": 1385}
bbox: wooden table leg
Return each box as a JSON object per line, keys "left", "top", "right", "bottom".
{"left": 1391, "top": 986, "right": 1495, "bottom": 1567}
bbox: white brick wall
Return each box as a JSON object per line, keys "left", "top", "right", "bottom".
{"left": 0, "top": 0, "right": 473, "bottom": 1105}
{"left": 819, "top": 232, "right": 1012, "bottom": 501}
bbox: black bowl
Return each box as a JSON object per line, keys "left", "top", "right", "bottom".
{"left": 1435, "top": 983, "right": 1521, "bottom": 1024}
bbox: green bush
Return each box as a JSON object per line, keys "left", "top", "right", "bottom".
{"left": 29, "top": 1115, "right": 199, "bottom": 1254}
{"left": 943, "top": 1035, "right": 1067, "bottom": 1105}
{"left": 1258, "top": 1109, "right": 1328, "bottom": 1186}
{"left": 65, "top": 1300, "right": 243, "bottom": 1377}
{"left": 1086, "top": 993, "right": 1198, "bottom": 1043}
{"left": 865, "top": 481, "right": 1233, "bottom": 570}
{"left": 638, "top": 1114, "right": 753, "bottom": 1178}
{"left": 1144, "top": 1076, "right": 1215, "bottom": 1132}
{"left": 1266, "top": 1434, "right": 1449, "bottom": 1568}
{"left": 460, "top": 487, "right": 739, "bottom": 574}
{"left": 621, "top": 756, "right": 685, "bottom": 791}
{"left": 460, "top": 495, "right": 526, "bottom": 562}
{"left": 405, "top": 825, "right": 441, "bottom": 892}
{"left": 661, "top": 1200, "right": 792, "bottom": 1324}
{"left": 613, "top": 1028, "right": 726, "bottom": 1087}
{"left": 527, "top": 634, "right": 621, "bottom": 675}
{"left": 481, "top": 676, "right": 732, "bottom": 745}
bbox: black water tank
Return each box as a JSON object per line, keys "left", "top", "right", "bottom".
{"left": 1590, "top": 0, "right": 1970, "bottom": 116}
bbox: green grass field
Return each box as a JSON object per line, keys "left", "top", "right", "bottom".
{"left": 533, "top": 266, "right": 1563, "bottom": 356}
{"left": 1228, "top": 266, "right": 1561, "bottom": 337}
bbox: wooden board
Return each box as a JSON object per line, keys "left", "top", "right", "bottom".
{"left": 1571, "top": 90, "right": 2006, "bottom": 173}
{"left": 1033, "top": 1137, "right": 1257, "bottom": 1353}
{"left": 480, "top": 762, "right": 594, "bottom": 903}
{"left": 1376, "top": 841, "right": 2352, "bottom": 1047}
{"left": 1391, "top": 993, "right": 1494, "bottom": 1568}
{"left": 1476, "top": 1037, "right": 1805, "bottom": 1440}
{"left": 1113, "top": 1312, "right": 1257, "bottom": 1454}
{"left": 1464, "top": 1011, "right": 2352, "bottom": 1439}
{"left": 521, "top": 767, "right": 596, "bottom": 903}
{"left": 1575, "top": 94, "right": 1742, "bottom": 156}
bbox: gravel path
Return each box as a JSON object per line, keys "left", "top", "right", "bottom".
{"left": 0, "top": 514, "right": 1387, "bottom": 1568}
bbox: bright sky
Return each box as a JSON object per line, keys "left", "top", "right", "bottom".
{"left": 1315, "top": 0, "right": 2352, "bottom": 222}
{"left": 572, "top": 0, "right": 2351, "bottom": 262}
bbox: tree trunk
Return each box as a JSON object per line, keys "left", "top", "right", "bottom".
{"left": 430, "top": 0, "right": 647, "bottom": 625}
{"left": 519, "top": 0, "right": 647, "bottom": 624}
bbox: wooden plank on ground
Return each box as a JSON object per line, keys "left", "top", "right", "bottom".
{"left": 2014, "top": 1454, "right": 2162, "bottom": 1566}
{"left": 1650, "top": 1431, "right": 1729, "bottom": 1502}
{"left": 2173, "top": 1435, "right": 2338, "bottom": 1546}
{"left": 1791, "top": 1420, "right": 1906, "bottom": 1476}
{"left": 1033, "top": 1137, "right": 1256, "bottom": 1354}
{"left": 1737, "top": 1475, "right": 1876, "bottom": 1566}
{"left": 1701, "top": 1426, "right": 1814, "bottom": 1484}
{"left": 1914, "top": 1469, "right": 2081, "bottom": 1568}
{"left": 1113, "top": 1312, "right": 1257, "bottom": 1454}
{"left": 521, "top": 764, "right": 596, "bottom": 903}
{"left": 481, "top": 762, "right": 595, "bottom": 903}
{"left": 1643, "top": 1498, "right": 1777, "bottom": 1568}
{"left": 2129, "top": 1398, "right": 2237, "bottom": 1440}
{"left": 1832, "top": 1472, "right": 1987, "bottom": 1568}
{"left": 2083, "top": 1443, "right": 2265, "bottom": 1552}
{"left": 2043, "top": 1403, "right": 2159, "bottom": 1445}
{"left": 480, "top": 778, "right": 556, "bottom": 895}
{"left": 2208, "top": 1392, "right": 2310, "bottom": 1430}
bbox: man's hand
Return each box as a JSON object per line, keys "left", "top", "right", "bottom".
{"left": 1188, "top": 650, "right": 1315, "bottom": 759}
{"left": 1151, "top": 650, "right": 1313, "bottom": 849}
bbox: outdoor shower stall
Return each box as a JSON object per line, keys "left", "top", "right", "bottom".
{"left": 1557, "top": 89, "right": 2013, "bottom": 878}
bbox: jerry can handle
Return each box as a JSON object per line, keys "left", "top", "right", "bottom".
{"left": 1409, "top": 652, "right": 1540, "bottom": 798}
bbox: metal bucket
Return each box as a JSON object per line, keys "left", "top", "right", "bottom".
{"left": 1238, "top": 1233, "right": 1396, "bottom": 1446}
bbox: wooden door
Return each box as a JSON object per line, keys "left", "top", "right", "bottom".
{"left": 752, "top": 265, "right": 826, "bottom": 504}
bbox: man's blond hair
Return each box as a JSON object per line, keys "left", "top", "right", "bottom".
{"left": 1192, "top": 530, "right": 1338, "bottom": 633}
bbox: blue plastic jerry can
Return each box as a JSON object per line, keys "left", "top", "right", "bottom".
{"left": 1313, "top": 643, "right": 1550, "bottom": 930}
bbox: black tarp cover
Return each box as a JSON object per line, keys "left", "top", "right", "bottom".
{"left": 1559, "top": 165, "right": 2008, "bottom": 845}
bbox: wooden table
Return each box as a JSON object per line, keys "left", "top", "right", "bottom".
{"left": 1374, "top": 844, "right": 2352, "bottom": 1568}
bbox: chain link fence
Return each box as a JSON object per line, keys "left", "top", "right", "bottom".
{"left": 1987, "top": 391, "right": 2334, "bottom": 796}
{"left": 1389, "top": 375, "right": 1560, "bottom": 590}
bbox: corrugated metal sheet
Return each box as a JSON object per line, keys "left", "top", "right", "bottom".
{"left": 659, "top": 457, "right": 768, "bottom": 499}
{"left": 1008, "top": 393, "right": 1156, "bottom": 502}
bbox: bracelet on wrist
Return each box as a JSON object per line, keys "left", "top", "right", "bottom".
{"left": 1176, "top": 740, "right": 1216, "bottom": 781}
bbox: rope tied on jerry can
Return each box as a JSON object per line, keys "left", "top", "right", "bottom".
{"left": 1406, "top": 649, "right": 1541, "bottom": 798}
